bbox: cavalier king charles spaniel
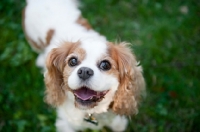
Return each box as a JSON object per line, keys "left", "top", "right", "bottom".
{"left": 23, "top": 0, "right": 145, "bottom": 131}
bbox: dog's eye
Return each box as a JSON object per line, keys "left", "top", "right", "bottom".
{"left": 99, "top": 60, "right": 111, "bottom": 71}
{"left": 68, "top": 57, "right": 78, "bottom": 67}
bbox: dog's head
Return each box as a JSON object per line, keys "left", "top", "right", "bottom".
{"left": 45, "top": 40, "right": 145, "bottom": 115}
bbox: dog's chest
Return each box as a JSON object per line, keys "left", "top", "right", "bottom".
{"left": 56, "top": 102, "right": 116, "bottom": 131}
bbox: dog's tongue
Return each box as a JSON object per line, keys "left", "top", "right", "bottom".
{"left": 74, "top": 87, "right": 97, "bottom": 101}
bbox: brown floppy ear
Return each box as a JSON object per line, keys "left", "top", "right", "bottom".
{"left": 109, "top": 42, "right": 145, "bottom": 115}
{"left": 44, "top": 42, "right": 78, "bottom": 107}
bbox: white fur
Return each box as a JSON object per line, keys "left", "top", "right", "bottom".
{"left": 25, "top": 0, "right": 106, "bottom": 68}
{"left": 56, "top": 91, "right": 127, "bottom": 132}
{"left": 24, "top": 0, "right": 128, "bottom": 131}
{"left": 67, "top": 39, "right": 120, "bottom": 115}
{"left": 68, "top": 39, "right": 117, "bottom": 92}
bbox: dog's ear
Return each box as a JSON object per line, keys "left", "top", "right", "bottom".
{"left": 108, "top": 42, "right": 145, "bottom": 115}
{"left": 44, "top": 42, "right": 78, "bottom": 107}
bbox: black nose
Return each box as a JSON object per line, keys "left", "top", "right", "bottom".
{"left": 77, "top": 67, "right": 94, "bottom": 80}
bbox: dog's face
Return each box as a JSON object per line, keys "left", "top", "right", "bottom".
{"left": 65, "top": 40, "right": 119, "bottom": 110}
{"left": 45, "top": 40, "right": 145, "bottom": 115}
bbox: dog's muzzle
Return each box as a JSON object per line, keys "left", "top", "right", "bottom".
{"left": 77, "top": 67, "right": 94, "bottom": 80}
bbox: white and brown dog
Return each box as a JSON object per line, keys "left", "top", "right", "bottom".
{"left": 23, "top": 0, "right": 145, "bottom": 131}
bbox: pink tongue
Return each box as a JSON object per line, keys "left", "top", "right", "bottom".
{"left": 74, "top": 87, "right": 97, "bottom": 101}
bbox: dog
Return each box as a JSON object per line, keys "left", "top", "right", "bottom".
{"left": 23, "top": 0, "right": 145, "bottom": 131}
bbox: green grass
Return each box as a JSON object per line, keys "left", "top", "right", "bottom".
{"left": 0, "top": 0, "right": 199, "bottom": 131}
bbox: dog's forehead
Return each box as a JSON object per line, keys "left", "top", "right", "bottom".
{"left": 80, "top": 40, "right": 107, "bottom": 60}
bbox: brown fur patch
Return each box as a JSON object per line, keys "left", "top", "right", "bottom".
{"left": 46, "top": 29, "right": 55, "bottom": 46}
{"left": 98, "top": 55, "right": 119, "bottom": 80}
{"left": 63, "top": 44, "right": 86, "bottom": 86}
{"left": 76, "top": 15, "right": 92, "bottom": 30}
{"left": 107, "top": 42, "right": 145, "bottom": 115}
{"left": 45, "top": 42, "right": 80, "bottom": 106}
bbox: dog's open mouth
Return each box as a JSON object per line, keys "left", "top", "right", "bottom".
{"left": 73, "top": 87, "right": 108, "bottom": 108}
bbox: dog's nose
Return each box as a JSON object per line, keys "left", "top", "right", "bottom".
{"left": 77, "top": 67, "right": 94, "bottom": 80}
